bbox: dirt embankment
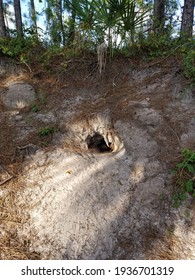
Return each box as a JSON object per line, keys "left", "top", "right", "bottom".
{"left": 0, "top": 55, "right": 195, "bottom": 259}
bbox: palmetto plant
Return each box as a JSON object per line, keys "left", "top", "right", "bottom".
{"left": 107, "top": 0, "right": 150, "bottom": 44}
{"left": 66, "top": 0, "right": 98, "bottom": 47}
{"left": 66, "top": 0, "right": 151, "bottom": 49}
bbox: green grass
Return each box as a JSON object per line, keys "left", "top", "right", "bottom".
{"left": 172, "top": 148, "right": 195, "bottom": 208}
{"left": 38, "top": 127, "right": 54, "bottom": 137}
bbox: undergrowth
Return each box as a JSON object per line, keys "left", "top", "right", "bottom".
{"left": 38, "top": 127, "right": 55, "bottom": 137}
{"left": 0, "top": 34, "right": 194, "bottom": 81}
{"left": 172, "top": 148, "right": 195, "bottom": 208}
{"left": 179, "top": 39, "right": 195, "bottom": 83}
{"left": 183, "top": 49, "right": 195, "bottom": 82}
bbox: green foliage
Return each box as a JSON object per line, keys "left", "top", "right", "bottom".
{"left": 183, "top": 49, "right": 195, "bottom": 82}
{"left": 172, "top": 148, "right": 195, "bottom": 208}
{"left": 0, "top": 1, "right": 193, "bottom": 66}
{"left": 139, "top": 32, "right": 178, "bottom": 59}
{"left": 38, "top": 127, "right": 55, "bottom": 137}
{"left": 0, "top": 37, "right": 24, "bottom": 57}
{"left": 41, "top": 45, "right": 64, "bottom": 64}
{"left": 164, "top": 0, "right": 178, "bottom": 30}
{"left": 111, "top": 0, "right": 149, "bottom": 44}
{"left": 178, "top": 39, "right": 195, "bottom": 82}
{"left": 31, "top": 102, "right": 40, "bottom": 112}
{"left": 39, "top": 92, "right": 47, "bottom": 106}
{"left": 44, "top": 0, "right": 66, "bottom": 45}
{"left": 40, "top": 45, "right": 85, "bottom": 69}
{"left": 66, "top": 0, "right": 150, "bottom": 50}
{"left": 0, "top": 33, "right": 43, "bottom": 66}
{"left": 30, "top": 92, "right": 47, "bottom": 113}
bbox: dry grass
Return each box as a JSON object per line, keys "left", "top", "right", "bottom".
{"left": 0, "top": 185, "right": 40, "bottom": 260}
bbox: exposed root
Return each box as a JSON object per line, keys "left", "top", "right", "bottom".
{"left": 97, "top": 42, "right": 107, "bottom": 75}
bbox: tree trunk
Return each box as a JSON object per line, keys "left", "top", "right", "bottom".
{"left": 14, "top": 0, "right": 23, "bottom": 37}
{"left": 180, "top": 0, "right": 195, "bottom": 39}
{"left": 66, "top": 0, "right": 76, "bottom": 45}
{"left": 0, "top": 0, "right": 6, "bottom": 37}
{"left": 56, "top": 0, "right": 65, "bottom": 45}
{"left": 153, "top": 0, "right": 166, "bottom": 33}
{"left": 30, "top": 0, "right": 38, "bottom": 34}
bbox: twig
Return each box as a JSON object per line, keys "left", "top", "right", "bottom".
{"left": 1, "top": 125, "right": 33, "bottom": 128}
{"left": 164, "top": 121, "right": 182, "bottom": 147}
{"left": 0, "top": 176, "right": 14, "bottom": 186}
{"left": 84, "top": 66, "right": 98, "bottom": 80}
{"left": 17, "top": 144, "right": 38, "bottom": 150}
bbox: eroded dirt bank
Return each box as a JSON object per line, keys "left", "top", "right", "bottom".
{"left": 0, "top": 56, "right": 194, "bottom": 259}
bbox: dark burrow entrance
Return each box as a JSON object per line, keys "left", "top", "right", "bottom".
{"left": 86, "top": 132, "right": 112, "bottom": 153}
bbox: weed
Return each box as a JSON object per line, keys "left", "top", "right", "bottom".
{"left": 183, "top": 50, "right": 195, "bottom": 82}
{"left": 40, "top": 94, "right": 47, "bottom": 105}
{"left": 31, "top": 102, "right": 39, "bottom": 112}
{"left": 38, "top": 127, "right": 54, "bottom": 137}
{"left": 172, "top": 148, "right": 195, "bottom": 208}
{"left": 159, "top": 192, "right": 165, "bottom": 201}
{"left": 138, "top": 33, "right": 178, "bottom": 59}
{"left": 179, "top": 39, "right": 195, "bottom": 82}
{"left": 0, "top": 35, "right": 42, "bottom": 62}
{"left": 0, "top": 37, "right": 24, "bottom": 57}
{"left": 41, "top": 141, "right": 49, "bottom": 147}
{"left": 30, "top": 92, "right": 47, "bottom": 113}
{"left": 40, "top": 45, "right": 65, "bottom": 66}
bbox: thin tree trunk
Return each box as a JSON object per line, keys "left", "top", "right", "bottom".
{"left": 153, "top": 0, "right": 166, "bottom": 33}
{"left": 0, "top": 0, "right": 6, "bottom": 37}
{"left": 56, "top": 0, "right": 64, "bottom": 45}
{"left": 30, "top": 0, "right": 38, "bottom": 34}
{"left": 14, "top": 0, "right": 23, "bottom": 37}
{"left": 180, "top": 0, "right": 195, "bottom": 39}
{"left": 4, "top": 3, "right": 10, "bottom": 34}
{"left": 68, "top": 0, "right": 76, "bottom": 45}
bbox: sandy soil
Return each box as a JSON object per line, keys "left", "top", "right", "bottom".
{"left": 0, "top": 55, "right": 194, "bottom": 259}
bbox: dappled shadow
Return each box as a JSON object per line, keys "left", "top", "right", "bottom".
{"left": 0, "top": 55, "right": 195, "bottom": 260}
{"left": 13, "top": 113, "right": 195, "bottom": 259}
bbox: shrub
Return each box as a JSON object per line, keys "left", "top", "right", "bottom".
{"left": 172, "top": 148, "right": 195, "bottom": 207}
{"left": 183, "top": 49, "right": 195, "bottom": 82}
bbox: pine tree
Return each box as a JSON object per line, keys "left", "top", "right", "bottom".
{"left": 65, "top": 0, "right": 76, "bottom": 45}
{"left": 180, "top": 0, "right": 195, "bottom": 39}
{"left": 45, "top": 0, "right": 64, "bottom": 45}
{"left": 153, "top": 0, "right": 166, "bottom": 33}
{"left": 30, "top": 0, "right": 38, "bottom": 34}
{"left": 14, "top": 0, "right": 23, "bottom": 37}
{"left": 56, "top": 0, "right": 65, "bottom": 45}
{"left": 0, "top": 0, "right": 6, "bottom": 37}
